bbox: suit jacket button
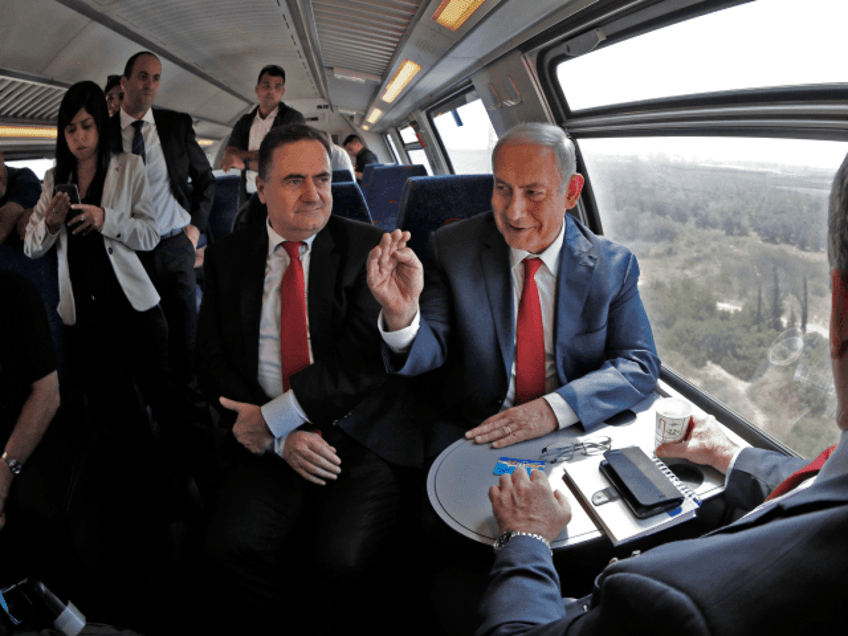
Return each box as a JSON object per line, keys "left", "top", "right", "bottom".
{"left": 108, "top": 248, "right": 113, "bottom": 254}
{"left": 116, "top": 233, "right": 121, "bottom": 238}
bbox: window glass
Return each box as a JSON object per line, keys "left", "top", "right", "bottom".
{"left": 556, "top": 0, "right": 848, "bottom": 111}
{"left": 581, "top": 136, "right": 848, "bottom": 457}
{"left": 431, "top": 98, "right": 498, "bottom": 175}
{"left": 385, "top": 133, "right": 401, "bottom": 163}
{"left": 399, "top": 125, "right": 418, "bottom": 145}
{"left": 407, "top": 149, "right": 432, "bottom": 175}
{"left": 7, "top": 159, "right": 53, "bottom": 181}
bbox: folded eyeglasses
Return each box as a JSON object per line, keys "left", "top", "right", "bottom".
{"left": 539, "top": 436, "right": 612, "bottom": 463}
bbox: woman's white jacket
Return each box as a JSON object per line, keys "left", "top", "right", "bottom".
{"left": 25, "top": 153, "right": 161, "bottom": 325}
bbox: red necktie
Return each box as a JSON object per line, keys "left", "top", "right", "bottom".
{"left": 515, "top": 257, "right": 545, "bottom": 405}
{"left": 764, "top": 444, "right": 837, "bottom": 501}
{"left": 280, "top": 241, "right": 310, "bottom": 392}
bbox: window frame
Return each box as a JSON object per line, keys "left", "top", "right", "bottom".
{"left": 534, "top": 0, "right": 848, "bottom": 456}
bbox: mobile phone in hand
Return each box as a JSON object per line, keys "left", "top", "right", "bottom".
{"left": 54, "top": 184, "right": 81, "bottom": 205}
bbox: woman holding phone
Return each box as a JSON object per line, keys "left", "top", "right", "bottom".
{"left": 24, "top": 81, "right": 183, "bottom": 450}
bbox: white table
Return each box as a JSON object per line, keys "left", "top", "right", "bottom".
{"left": 426, "top": 393, "right": 727, "bottom": 549}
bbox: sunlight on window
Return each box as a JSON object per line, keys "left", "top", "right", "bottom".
{"left": 557, "top": 0, "right": 848, "bottom": 110}
{"left": 432, "top": 98, "right": 498, "bottom": 175}
{"left": 581, "top": 136, "right": 848, "bottom": 456}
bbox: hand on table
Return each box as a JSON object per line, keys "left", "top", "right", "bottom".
{"left": 467, "top": 398, "right": 558, "bottom": 448}
{"left": 489, "top": 465, "right": 571, "bottom": 543}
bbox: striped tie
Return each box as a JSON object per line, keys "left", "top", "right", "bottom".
{"left": 131, "top": 120, "right": 146, "bottom": 164}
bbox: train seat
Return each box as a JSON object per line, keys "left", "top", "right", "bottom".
{"left": 360, "top": 163, "right": 390, "bottom": 189}
{"left": 205, "top": 174, "right": 241, "bottom": 242}
{"left": 0, "top": 245, "right": 67, "bottom": 395}
{"left": 396, "top": 174, "right": 494, "bottom": 266}
{"left": 332, "top": 169, "right": 354, "bottom": 183}
{"left": 331, "top": 182, "right": 374, "bottom": 225}
{"left": 366, "top": 164, "right": 428, "bottom": 232}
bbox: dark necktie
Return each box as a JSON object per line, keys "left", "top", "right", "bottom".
{"left": 764, "top": 444, "right": 837, "bottom": 501}
{"left": 280, "top": 241, "right": 310, "bottom": 392}
{"left": 131, "top": 120, "right": 146, "bottom": 164}
{"left": 515, "top": 257, "right": 545, "bottom": 405}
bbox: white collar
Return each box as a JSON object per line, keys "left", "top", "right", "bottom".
{"left": 265, "top": 217, "right": 318, "bottom": 257}
{"left": 120, "top": 106, "right": 155, "bottom": 130}
{"left": 508, "top": 219, "right": 566, "bottom": 275}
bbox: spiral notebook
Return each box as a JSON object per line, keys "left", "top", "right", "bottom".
{"left": 561, "top": 446, "right": 701, "bottom": 546}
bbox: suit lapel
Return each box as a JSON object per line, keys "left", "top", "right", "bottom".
{"left": 241, "top": 225, "right": 269, "bottom": 377}
{"left": 480, "top": 217, "right": 513, "bottom": 376}
{"left": 306, "top": 222, "right": 338, "bottom": 358}
{"left": 554, "top": 215, "right": 598, "bottom": 365}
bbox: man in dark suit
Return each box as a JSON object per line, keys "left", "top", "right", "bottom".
{"left": 196, "top": 124, "right": 399, "bottom": 634}
{"left": 475, "top": 156, "right": 848, "bottom": 636}
{"left": 220, "top": 64, "right": 306, "bottom": 206}
{"left": 111, "top": 51, "right": 215, "bottom": 396}
{"left": 367, "top": 123, "right": 660, "bottom": 463}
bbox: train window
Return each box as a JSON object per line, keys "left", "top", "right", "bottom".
{"left": 385, "top": 134, "right": 401, "bottom": 163}
{"left": 398, "top": 124, "right": 432, "bottom": 175}
{"left": 399, "top": 125, "right": 419, "bottom": 145}
{"left": 407, "top": 149, "right": 433, "bottom": 175}
{"left": 430, "top": 94, "right": 498, "bottom": 175}
{"left": 581, "top": 135, "right": 848, "bottom": 457}
{"left": 556, "top": 0, "right": 847, "bottom": 112}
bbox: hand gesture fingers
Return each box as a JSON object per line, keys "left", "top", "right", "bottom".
{"left": 367, "top": 230, "right": 423, "bottom": 330}
{"left": 282, "top": 431, "right": 342, "bottom": 485}
{"left": 467, "top": 399, "right": 558, "bottom": 448}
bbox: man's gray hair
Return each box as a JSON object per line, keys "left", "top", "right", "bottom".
{"left": 492, "top": 123, "right": 577, "bottom": 188}
{"left": 829, "top": 153, "right": 848, "bottom": 272}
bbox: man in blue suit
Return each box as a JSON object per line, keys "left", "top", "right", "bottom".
{"left": 367, "top": 123, "right": 659, "bottom": 459}
{"left": 475, "top": 155, "right": 848, "bottom": 635}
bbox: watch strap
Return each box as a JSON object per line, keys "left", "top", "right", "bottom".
{"left": 2, "top": 451, "right": 22, "bottom": 476}
{"left": 494, "top": 530, "right": 552, "bottom": 555}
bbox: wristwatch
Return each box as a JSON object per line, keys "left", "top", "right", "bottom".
{"left": 2, "top": 451, "right": 22, "bottom": 476}
{"left": 493, "top": 530, "right": 552, "bottom": 555}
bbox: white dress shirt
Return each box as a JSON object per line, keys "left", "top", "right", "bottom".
{"left": 380, "top": 221, "right": 579, "bottom": 429}
{"left": 119, "top": 108, "right": 191, "bottom": 235}
{"left": 245, "top": 105, "right": 279, "bottom": 194}
{"left": 256, "top": 219, "right": 315, "bottom": 456}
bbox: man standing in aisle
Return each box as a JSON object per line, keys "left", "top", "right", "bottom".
{"left": 220, "top": 64, "right": 305, "bottom": 206}
{"left": 112, "top": 51, "right": 215, "bottom": 398}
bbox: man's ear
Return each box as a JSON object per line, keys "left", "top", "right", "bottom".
{"left": 120, "top": 76, "right": 128, "bottom": 92}
{"left": 565, "top": 174, "right": 585, "bottom": 209}
{"left": 255, "top": 176, "right": 267, "bottom": 205}
{"left": 831, "top": 269, "right": 848, "bottom": 357}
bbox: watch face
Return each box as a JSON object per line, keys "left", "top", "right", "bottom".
{"left": 494, "top": 531, "right": 514, "bottom": 551}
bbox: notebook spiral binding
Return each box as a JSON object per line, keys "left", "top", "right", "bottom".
{"left": 651, "top": 454, "right": 703, "bottom": 507}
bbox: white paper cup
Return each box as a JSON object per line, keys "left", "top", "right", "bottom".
{"left": 654, "top": 397, "right": 692, "bottom": 448}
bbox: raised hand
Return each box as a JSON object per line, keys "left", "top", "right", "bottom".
{"left": 366, "top": 229, "right": 424, "bottom": 331}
